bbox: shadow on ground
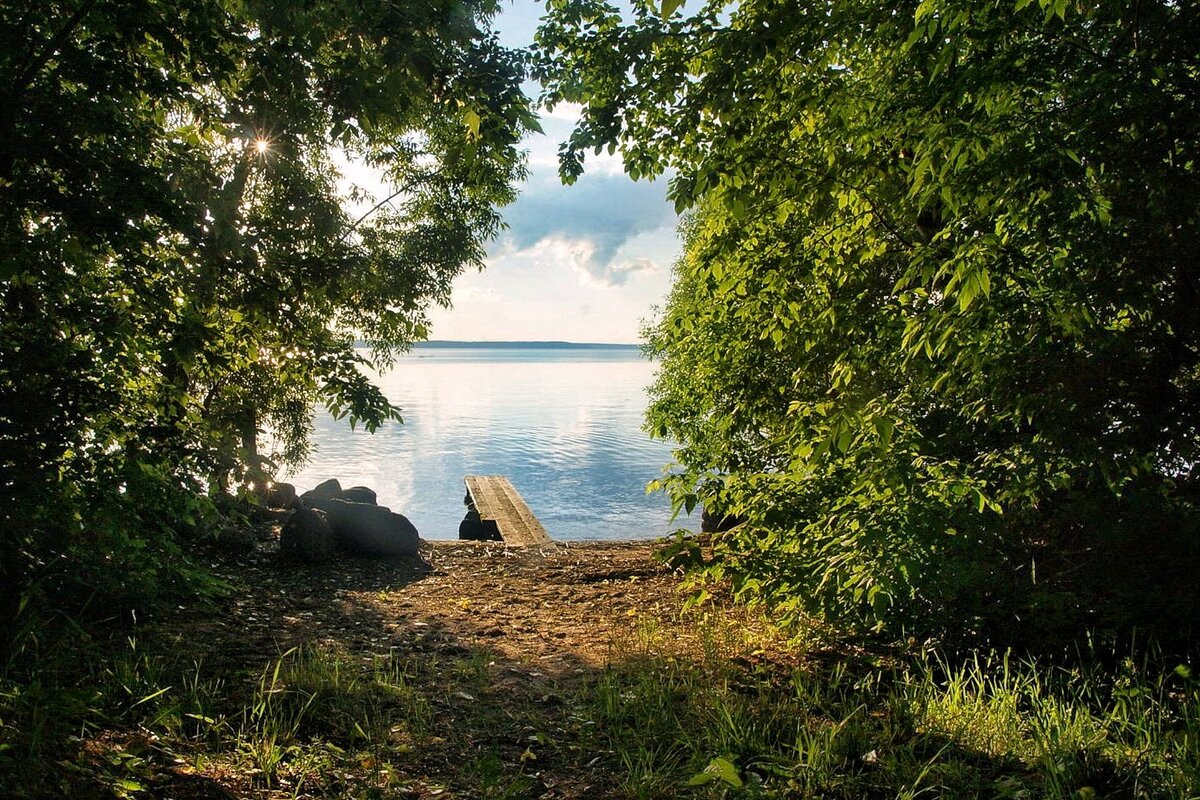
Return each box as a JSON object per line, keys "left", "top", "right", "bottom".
{"left": 132, "top": 539, "right": 694, "bottom": 798}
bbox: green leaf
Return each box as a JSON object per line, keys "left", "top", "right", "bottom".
{"left": 130, "top": 685, "right": 173, "bottom": 709}
{"left": 874, "top": 417, "right": 894, "bottom": 447}
{"left": 688, "top": 757, "right": 743, "bottom": 788}
{"left": 660, "top": 0, "right": 685, "bottom": 19}
{"left": 463, "top": 109, "right": 481, "bottom": 138}
{"left": 958, "top": 273, "right": 978, "bottom": 311}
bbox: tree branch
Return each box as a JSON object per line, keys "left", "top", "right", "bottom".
{"left": 8, "top": 0, "right": 99, "bottom": 106}
{"left": 336, "top": 174, "right": 434, "bottom": 245}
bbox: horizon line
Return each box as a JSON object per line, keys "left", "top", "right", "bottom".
{"left": 414, "top": 339, "right": 641, "bottom": 347}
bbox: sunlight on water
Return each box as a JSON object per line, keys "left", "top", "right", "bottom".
{"left": 283, "top": 346, "right": 690, "bottom": 540}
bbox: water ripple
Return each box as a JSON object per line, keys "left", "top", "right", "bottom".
{"left": 284, "top": 347, "right": 690, "bottom": 540}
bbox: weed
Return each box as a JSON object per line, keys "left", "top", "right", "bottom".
{"left": 572, "top": 609, "right": 1200, "bottom": 799}
{"left": 2, "top": 594, "right": 1197, "bottom": 799}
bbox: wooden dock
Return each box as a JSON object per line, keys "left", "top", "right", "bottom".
{"left": 463, "top": 475, "right": 552, "bottom": 546}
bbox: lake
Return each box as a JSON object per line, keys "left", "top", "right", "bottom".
{"left": 282, "top": 343, "right": 690, "bottom": 540}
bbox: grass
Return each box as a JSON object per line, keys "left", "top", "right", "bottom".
{"left": 574, "top": 619, "right": 1200, "bottom": 799}
{"left": 1, "top": 609, "right": 1198, "bottom": 797}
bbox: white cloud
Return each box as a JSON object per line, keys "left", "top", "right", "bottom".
{"left": 454, "top": 285, "right": 502, "bottom": 303}
{"left": 499, "top": 236, "right": 662, "bottom": 289}
{"left": 572, "top": 256, "right": 658, "bottom": 289}
{"left": 409, "top": 0, "right": 685, "bottom": 342}
{"left": 428, "top": 220, "right": 678, "bottom": 343}
{"left": 497, "top": 166, "right": 676, "bottom": 285}
{"left": 542, "top": 101, "right": 585, "bottom": 122}
{"left": 527, "top": 235, "right": 595, "bottom": 265}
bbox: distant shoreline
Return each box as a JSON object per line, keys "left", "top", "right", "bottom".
{"left": 411, "top": 340, "right": 640, "bottom": 350}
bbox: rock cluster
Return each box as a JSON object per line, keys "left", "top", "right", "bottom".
{"left": 458, "top": 490, "right": 501, "bottom": 541}
{"left": 279, "top": 507, "right": 336, "bottom": 562}
{"left": 458, "top": 508, "right": 501, "bottom": 541}
{"left": 270, "top": 479, "right": 420, "bottom": 562}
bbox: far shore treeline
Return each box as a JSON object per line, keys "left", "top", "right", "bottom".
{"left": 396, "top": 340, "right": 640, "bottom": 350}
{"left": 2, "top": 0, "right": 1200, "bottom": 663}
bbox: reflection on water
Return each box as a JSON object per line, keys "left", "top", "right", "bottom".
{"left": 283, "top": 346, "right": 687, "bottom": 540}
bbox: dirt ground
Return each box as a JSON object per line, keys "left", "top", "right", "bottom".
{"left": 139, "top": 535, "right": 758, "bottom": 799}
{"left": 186, "top": 538, "right": 690, "bottom": 673}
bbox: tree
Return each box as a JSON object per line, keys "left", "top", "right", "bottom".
{"left": 0, "top": 0, "right": 535, "bottom": 629}
{"left": 536, "top": 0, "right": 1200, "bottom": 639}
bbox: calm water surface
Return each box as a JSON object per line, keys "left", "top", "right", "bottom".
{"left": 284, "top": 345, "right": 688, "bottom": 540}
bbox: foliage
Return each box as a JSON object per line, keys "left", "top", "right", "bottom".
{"left": 4, "top": 590, "right": 1196, "bottom": 799}
{"left": 535, "top": 0, "right": 1200, "bottom": 638}
{"left": 580, "top": 616, "right": 1200, "bottom": 800}
{"left": 0, "top": 0, "right": 534, "bottom": 634}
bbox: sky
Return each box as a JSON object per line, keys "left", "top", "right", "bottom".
{"left": 420, "top": 0, "right": 682, "bottom": 344}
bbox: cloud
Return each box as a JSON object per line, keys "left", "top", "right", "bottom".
{"left": 541, "top": 101, "right": 586, "bottom": 122}
{"left": 495, "top": 170, "right": 677, "bottom": 286}
{"left": 521, "top": 237, "right": 656, "bottom": 286}
{"left": 454, "top": 286, "right": 501, "bottom": 303}
{"left": 524, "top": 235, "right": 596, "bottom": 272}
{"left": 580, "top": 256, "right": 657, "bottom": 288}
{"left": 525, "top": 113, "right": 628, "bottom": 177}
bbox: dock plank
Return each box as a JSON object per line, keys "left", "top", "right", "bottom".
{"left": 464, "top": 476, "right": 551, "bottom": 546}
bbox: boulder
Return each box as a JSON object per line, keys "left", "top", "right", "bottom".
{"left": 256, "top": 507, "right": 294, "bottom": 527}
{"left": 458, "top": 509, "right": 501, "bottom": 542}
{"left": 341, "top": 485, "right": 378, "bottom": 505}
{"left": 299, "top": 478, "right": 343, "bottom": 508}
{"left": 267, "top": 482, "right": 298, "bottom": 509}
{"left": 323, "top": 499, "right": 419, "bottom": 557}
{"left": 214, "top": 525, "right": 258, "bottom": 555}
{"left": 280, "top": 508, "right": 336, "bottom": 563}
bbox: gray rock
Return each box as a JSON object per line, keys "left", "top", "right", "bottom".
{"left": 267, "top": 481, "right": 298, "bottom": 509}
{"left": 257, "top": 508, "right": 294, "bottom": 528}
{"left": 299, "top": 478, "right": 343, "bottom": 508}
{"left": 323, "top": 499, "right": 419, "bottom": 557}
{"left": 214, "top": 525, "right": 258, "bottom": 555}
{"left": 458, "top": 509, "right": 501, "bottom": 542}
{"left": 280, "top": 508, "right": 336, "bottom": 562}
{"left": 341, "top": 485, "right": 377, "bottom": 505}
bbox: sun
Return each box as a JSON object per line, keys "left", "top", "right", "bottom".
{"left": 253, "top": 137, "right": 270, "bottom": 155}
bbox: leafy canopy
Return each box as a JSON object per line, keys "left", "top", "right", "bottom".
{"left": 536, "top": 0, "right": 1200, "bottom": 638}
{"left": 0, "top": 0, "right": 535, "bottom": 623}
